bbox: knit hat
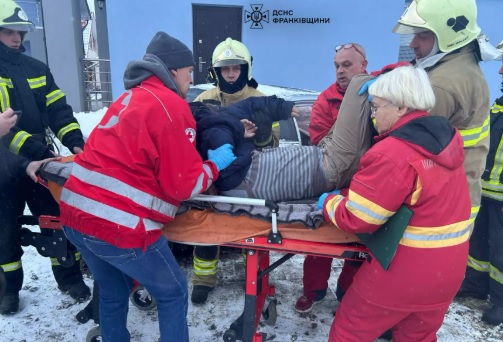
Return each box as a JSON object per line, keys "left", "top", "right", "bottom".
{"left": 145, "top": 31, "right": 195, "bottom": 69}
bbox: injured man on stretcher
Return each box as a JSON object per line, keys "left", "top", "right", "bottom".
{"left": 193, "top": 75, "right": 374, "bottom": 202}
{"left": 42, "top": 74, "right": 374, "bottom": 206}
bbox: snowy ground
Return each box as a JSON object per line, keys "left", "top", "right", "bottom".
{"left": 1, "top": 109, "right": 503, "bottom": 341}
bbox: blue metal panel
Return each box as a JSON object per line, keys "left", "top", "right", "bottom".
{"left": 106, "top": 0, "right": 503, "bottom": 100}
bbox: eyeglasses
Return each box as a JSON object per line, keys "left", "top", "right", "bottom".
{"left": 335, "top": 43, "right": 366, "bottom": 59}
{"left": 370, "top": 102, "right": 394, "bottom": 115}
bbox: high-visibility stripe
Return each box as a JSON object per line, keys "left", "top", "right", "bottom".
{"left": 56, "top": 122, "right": 81, "bottom": 141}
{"left": 46, "top": 89, "right": 65, "bottom": 106}
{"left": 0, "top": 82, "right": 10, "bottom": 110}
{"left": 50, "top": 252, "right": 81, "bottom": 266}
{"left": 1, "top": 260, "right": 22, "bottom": 272}
{"left": 28, "top": 76, "right": 46, "bottom": 89}
{"left": 272, "top": 122, "right": 279, "bottom": 128}
{"left": 401, "top": 220, "right": 470, "bottom": 248}
{"left": 345, "top": 190, "right": 394, "bottom": 226}
{"left": 458, "top": 116, "right": 489, "bottom": 148}
{"left": 71, "top": 163, "right": 178, "bottom": 218}
{"left": 469, "top": 206, "right": 479, "bottom": 224}
{"left": 9, "top": 131, "right": 31, "bottom": 154}
{"left": 193, "top": 257, "right": 218, "bottom": 276}
{"left": 61, "top": 188, "right": 141, "bottom": 229}
{"left": 0, "top": 77, "right": 13, "bottom": 87}
{"left": 326, "top": 194, "right": 344, "bottom": 221}
{"left": 491, "top": 103, "right": 503, "bottom": 113}
{"left": 190, "top": 164, "right": 215, "bottom": 198}
{"left": 467, "top": 255, "right": 490, "bottom": 272}
{"left": 481, "top": 187, "right": 503, "bottom": 201}
{"left": 490, "top": 264, "right": 503, "bottom": 286}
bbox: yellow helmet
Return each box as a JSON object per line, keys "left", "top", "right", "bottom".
{"left": 0, "top": 0, "right": 34, "bottom": 32}
{"left": 212, "top": 38, "right": 252, "bottom": 80}
{"left": 393, "top": 0, "right": 480, "bottom": 53}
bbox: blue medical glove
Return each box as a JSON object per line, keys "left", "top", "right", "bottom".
{"left": 317, "top": 189, "right": 341, "bottom": 210}
{"left": 207, "top": 143, "right": 237, "bottom": 171}
{"left": 358, "top": 78, "right": 377, "bottom": 101}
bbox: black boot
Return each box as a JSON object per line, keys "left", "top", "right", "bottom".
{"left": 482, "top": 304, "right": 503, "bottom": 326}
{"left": 0, "top": 293, "right": 19, "bottom": 315}
{"left": 456, "top": 284, "right": 488, "bottom": 300}
{"left": 191, "top": 285, "right": 213, "bottom": 304}
{"left": 59, "top": 280, "right": 91, "bottom": 302}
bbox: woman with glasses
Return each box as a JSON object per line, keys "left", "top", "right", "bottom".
{"left": 320, "top": 65, "right": 471, "bottom": 341}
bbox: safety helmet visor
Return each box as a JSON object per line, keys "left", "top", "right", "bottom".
{"left": 0, "top": 23, "right": 33, "bottom": 32}
{"left": 213, "top": 58, "right": 247, "bottom": 68}
{"left": 392, "top": 1, "right": 427, "bottom": 34}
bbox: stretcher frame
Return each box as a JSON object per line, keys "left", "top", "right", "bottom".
{"left": 22, "top": 192, "right": 369, "bottom": 342}
{"left": 190, "top": 195, "right": 369, "bottom": 342}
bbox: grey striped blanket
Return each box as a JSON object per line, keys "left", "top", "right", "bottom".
{"left": 40, "top": 161, "right": 324, "bottom": 228}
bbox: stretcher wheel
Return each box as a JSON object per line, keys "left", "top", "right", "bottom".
{"left": 222, "top": 328, "right": 239, "bottom": 342}
{"left": 130, "top": 285, "right": 157, "bottom": 311}
{"left": 86, "top": 326, "right": 101, "bottom": 342}
{"left": 76, "top": 308, "right": 92, "bottom": 323}
{"left": 262, "top": 298, "right": 278, "bottom": 325}
{"left": 58, "top": 251, "right": 75, "bottom": 268}
{"left": 18, "top": 227, "right": 33, "bottom": 247}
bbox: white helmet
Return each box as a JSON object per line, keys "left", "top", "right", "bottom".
{"left": 393, "top": 0, "right": 480, "bottom": 53}
{"left": 212, "top": 38, "right": 252, "bottom": 80}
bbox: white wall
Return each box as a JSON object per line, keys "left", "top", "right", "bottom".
{"left": 106, "top": 0, "right": 503, "bottom": 101}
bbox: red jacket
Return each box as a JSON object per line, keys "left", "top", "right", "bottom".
{"left": 59, "top": 76, "right": 219, "bottom": 249}
{"left": 308, "top": 82, "right": 345, "bottom": 145}
{"left": 323, "top": 112, "right": 471, "bottom": 310}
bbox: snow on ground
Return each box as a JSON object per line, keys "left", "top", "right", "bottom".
{"left": 1, "top": 109, "right": 503, "bottom": 341}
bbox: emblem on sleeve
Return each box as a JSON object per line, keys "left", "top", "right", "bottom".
{"left": 185, "top": 128, "right": 196, "bottom": 143}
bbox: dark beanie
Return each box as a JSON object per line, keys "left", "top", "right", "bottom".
{"left": 145, "top": 31, "right": 195, "bottom": 69}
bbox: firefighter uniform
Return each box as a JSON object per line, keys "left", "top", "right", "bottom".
{"left": 0, "top": 0, "right": 88, "bottom": 315}
{"left": 458, "top": 96, "right": 503, "bottom": 325}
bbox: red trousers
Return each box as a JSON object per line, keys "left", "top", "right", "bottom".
{"left": 302, "top": 256, "right": 361, "bottom": 299}
{"left": 329, "top": 286, "right": 448, "bottom": 342}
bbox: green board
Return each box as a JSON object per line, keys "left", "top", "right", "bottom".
{"left": 356, "top": 205, "right": 414, "bottom": 270}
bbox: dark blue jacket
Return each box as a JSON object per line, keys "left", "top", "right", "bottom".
{"left": 190, "top": 96, "right": 294, "bottom": 190}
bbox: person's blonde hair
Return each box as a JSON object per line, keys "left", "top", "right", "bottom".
{"left": 368, "top": 65, "right": 435, "bottom": 112}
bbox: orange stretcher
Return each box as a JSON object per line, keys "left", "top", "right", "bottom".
{"left": 40, "top": 170, "right": 369, "bottom": 342}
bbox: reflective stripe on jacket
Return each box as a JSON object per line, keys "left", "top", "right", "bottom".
{"left": 425, "top": 41, "right": 490, "bottom": 222}
{"left": 323, "top": 112, "right": 470, "bottom": 310}
{"left": 0, "top": 44, "right": 84, "bottom": 160}
{"left": 59, "top": 76, "right": 219, "bottom": 249}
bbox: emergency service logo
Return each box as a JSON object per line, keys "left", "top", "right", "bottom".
{"left": 244, "top": 4, "right": 330, "bottom": 30}
{"left": 185, "top": 128, "right": 196, "bottom": 143}
{"left": 245, "top": 4, "right": 269, "bottom": 29}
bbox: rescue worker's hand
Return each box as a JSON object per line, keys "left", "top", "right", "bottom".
{"left": 317, "top": 189, "right": 341, "bottom": 210}
{"left": 208, "top": 143, "right": 237, "bottom": 171}
{"left": 0, "top": 108, "right": 16, "bottom": 137}
{"left": 73, "top": 146, "right": 84, "bottom": 154}
{"left": 358, "top": 78, "right": 377, "bottom": 99}
{"left": 241, "top": 119, "right": 257, "bottom": 138}
{"left": 25, "top": 157, "right": 61, "bottom": 182}
{"left": 291, "top": 106, "right": 300, "bottom": 117}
